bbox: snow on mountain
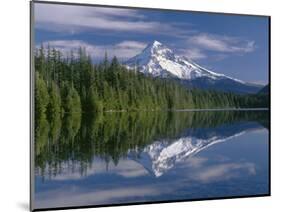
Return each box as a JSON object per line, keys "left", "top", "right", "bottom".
{"left": 141, "top": 133, "right": 243, "bottom": 177}
{"left": 129, "top": 122, "right": 263, "bottom": 177}
{"left": 125, "top": 40, "right": 244, "bottom": 83}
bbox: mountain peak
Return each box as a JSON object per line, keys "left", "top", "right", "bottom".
{"left": 125, "top": 40, "right": 222, "bottom": 80}
{"left": 144, "top": 40, "right": 170, "bottom": 55}
{"left": 124, "top": 41, "right": 262, "bottom": 93}
{"left": 151, "top": 40, "right": 162, "bottom": 47}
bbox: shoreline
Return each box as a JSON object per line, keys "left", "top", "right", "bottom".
{"left": 172, "top": 108, "right": 269, "bottom": 112}
{"left": 104, "top": 108, "right": 269, "bottom": 113}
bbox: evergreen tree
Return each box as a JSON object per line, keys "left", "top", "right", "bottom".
{"left": 35, "top": 72, "right": 49, "bottom": 119}
{"left": 34, "top": 45, "right": 269, "bottom": 120}
{"left": 47, "top": 81, "right": 61, "bottom": 120}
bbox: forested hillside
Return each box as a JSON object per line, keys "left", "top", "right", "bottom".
{"left": 35, "top": 110, "right": 268, "bottom": 176}
{"left": 34, "top": 45, "right": 269, "bottom": 121}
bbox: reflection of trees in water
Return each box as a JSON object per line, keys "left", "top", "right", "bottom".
{"left": 34, "top": 111, "right": 268, "bottom": 179}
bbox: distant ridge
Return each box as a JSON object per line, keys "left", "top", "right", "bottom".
{"left": 258, "top": 84, "right": 269, "bottom": 94}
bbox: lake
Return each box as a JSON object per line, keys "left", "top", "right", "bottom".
{"left": 34, "top": 110, "right": 269, "bottom": 209}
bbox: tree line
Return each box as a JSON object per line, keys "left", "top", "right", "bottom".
{"left": 35, "top": 110, "right": 269, "bottom": 179}
{"left": 34, "top": 45, "right": 269, "bottom": 122}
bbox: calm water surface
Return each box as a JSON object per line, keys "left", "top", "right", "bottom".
{"left": 34, "top": 111, "right": 269, "bottom": 209}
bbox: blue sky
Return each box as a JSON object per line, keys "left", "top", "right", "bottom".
{"left": 34, "top": 2, "right": 269, "bottom": 84}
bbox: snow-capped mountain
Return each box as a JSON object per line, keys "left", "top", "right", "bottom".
{"left": 125, "top": 40, "right": 262, "bottom": 94}
{"left": 129, "top": 122, "right": 263, "bottom": 177}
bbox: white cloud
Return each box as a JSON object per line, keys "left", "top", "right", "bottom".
{"left": 191, "top": 162, "right": 256, "bottom": 183}
{"left": 35, "top": 158, "right": 258, "bottom": 208}
{"left": 38, "top": 158, "right": 149, "bottom": 181}
{"left": 180, "top": 48, "right": 207, "bottom": 60}
{"left": 34, "top": 3, "right": 193, "bottom": 36}
{"left": 39, "top": 40, "right": 147, "bottom": 61}
{"left": 35, "top": 3, "right": 150, "bottom": 33}
{"left": 183, "top": 157, "right": 208, "bottom": 168}
{"left": 115, "top": 40, "right": 148, "bottom": 49}
{"left": 184, "top": 159, "right": 256, "bottom": 183}
{"left": 188, "top": 33, "right": 256, "bottom": 53}
{"left": 34, "top": 3, "right": 257, "bottom": 64}
{"left": 178, "top": 155, "right": 257, "bottom": 184}
{"left": 35, "top": 185, "right": 161, "bottom": 208}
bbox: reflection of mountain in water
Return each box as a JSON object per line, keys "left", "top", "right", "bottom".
{"left": 129, "top": 122, "right": 264, "bottom": 177}
{"left": 35, "top": 110, "right": 268, "bottom": 179}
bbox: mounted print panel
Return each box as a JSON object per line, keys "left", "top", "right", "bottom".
{"left": 30, "top": 1, "right": 270, "bottom": 211}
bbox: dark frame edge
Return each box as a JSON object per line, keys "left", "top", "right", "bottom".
{"left": 30, "top": 1, "right": 35, "bottom": 211}
{"left": 268, "top": 16, "right": 271, "bottom": 196}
